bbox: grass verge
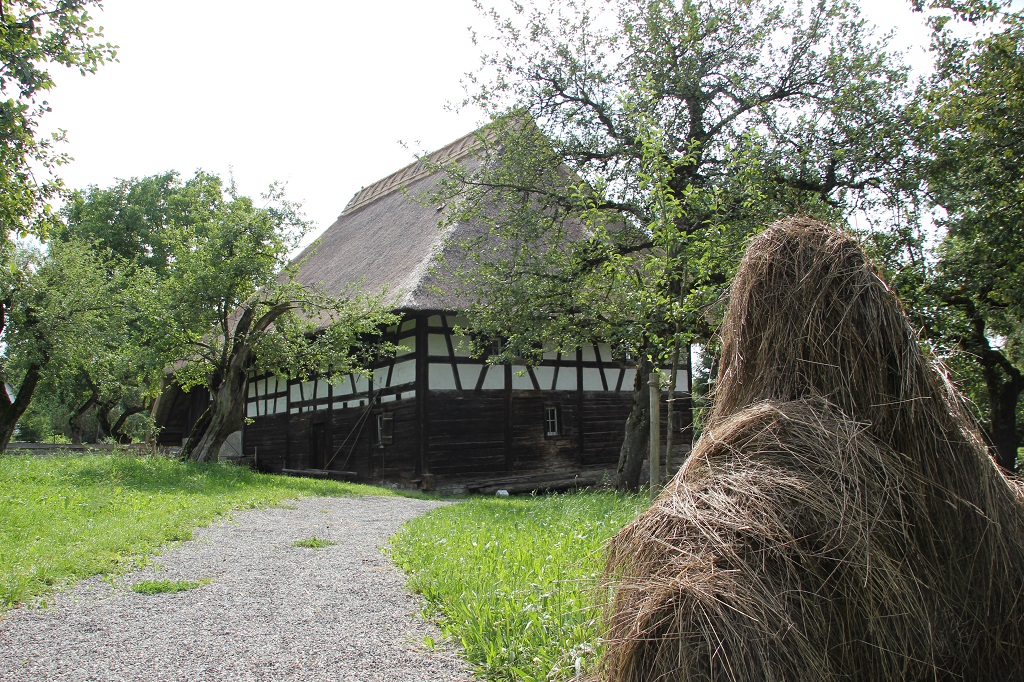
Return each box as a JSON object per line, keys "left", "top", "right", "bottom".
{"left": 0, "top": 451, "right": 394, "bottom": 610}
{"left": 388, "top": 491, "right": 647, "bottom": 681}
{"left": 130, "top": 578, "right": 210, "bottom": 594}
{"left": 292, "top": 536, "right": 336, "bottom": 548}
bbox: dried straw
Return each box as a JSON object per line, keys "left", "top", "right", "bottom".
{"left": 598, "top": 217, "right": 1024, "bottom": 680}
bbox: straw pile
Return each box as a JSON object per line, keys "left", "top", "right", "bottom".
{"left": 598, "top": 217, "right": 1024, "bottom": 680}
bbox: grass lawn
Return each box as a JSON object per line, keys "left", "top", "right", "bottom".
{"left": 0, "top": 451, "right": 393, "bottom": 610}
{"left": 389, "top": 491, "right": 647, "bottom": 682}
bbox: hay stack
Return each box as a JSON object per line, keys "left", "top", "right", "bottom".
{"left": 599, "top": 218, "right": 1024, "bottom": 680}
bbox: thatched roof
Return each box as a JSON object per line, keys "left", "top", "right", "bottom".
{"left": 290, "top": 130, "right": 486, "bottom": 313}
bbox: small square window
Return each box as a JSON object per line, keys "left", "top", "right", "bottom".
{"left": 375, "top": 413, "right": 394, "bottom": 445}
{"left": 544, "top": 405, "right": 561, "bottom": 437}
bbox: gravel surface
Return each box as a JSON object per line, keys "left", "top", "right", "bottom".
{"left": 0, "top": 496, "right": 472, "bottom": 681}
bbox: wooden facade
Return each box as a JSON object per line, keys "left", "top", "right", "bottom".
{"left": 242, "top": 312, "right": 691, "bottom": 488}
{"left": 154, "top": 128, "right": 695, "bottom": 489}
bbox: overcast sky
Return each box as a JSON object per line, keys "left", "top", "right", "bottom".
{"left": 42, "top": 0, "right": 932, "bottom": 245}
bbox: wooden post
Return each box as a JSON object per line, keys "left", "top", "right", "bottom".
{"left": 649, "top": 371, "right": 661, "bottom": 499}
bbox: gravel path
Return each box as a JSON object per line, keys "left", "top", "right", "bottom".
{"left": 0, "top": 496, "right": 472, "bottom": 681}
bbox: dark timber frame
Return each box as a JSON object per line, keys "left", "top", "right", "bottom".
{"left": 241, "top": 311, "right": 692, "bottom": 486}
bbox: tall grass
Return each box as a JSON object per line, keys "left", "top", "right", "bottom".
{"left": 389, "top": 491, "right": 647, "bottom": 681}
{"left": 0, "top": 452, "right": 392, "bottom": 610}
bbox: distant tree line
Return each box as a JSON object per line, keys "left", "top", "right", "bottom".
{"left": 1, "top": 0, "right": 1022, "bottom": 481}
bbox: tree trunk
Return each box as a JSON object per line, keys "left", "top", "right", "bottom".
{"left": 180, "top": 302, "right": 292, "bottom": 463}
{"left": 613, "top": 356, "right": 652, "bottom": 491}
{"left": 0, "top": 364, "right": 42, "bottom": 453}
{"left": 69, "top": 391, "right": 100, "bottom": 444}
{"left": 180, "top": 358, "right": 248, "bottom": 463}
{"left": 985, "top": 369, "right": 1022, "bottom": 473}
{"left": 182, "top": 390, "right": 245, "bottom": 462}
{"left": 109, "top": 403, "right": 148, "bottom": 444}
{"left": 96, "top": 399, "right": 116, "bottom": 439}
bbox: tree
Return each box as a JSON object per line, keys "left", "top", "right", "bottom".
{"left": 911, "top": 0, "right": 1024, "bottom": 471}
{"left": 0, "top": 0, "right": 115, "bottom": 239}
{"left": 440, "top": 0, "right": 912, "bottom": 488}
{"left": 0, "top": 237, "right": 136, "bottom": 451}
{"left": 62, "top": 171, "right": 399, "bottom": 462}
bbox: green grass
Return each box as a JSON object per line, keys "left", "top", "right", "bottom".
{"left": 130, "top": 578, "right": 210, "bottom": 594}
{"left": 292, "top": 536, "right": 336, "bottom": 548}
{"left": 389, "top": 491, "right": 647, "bottom": 681}
{"left": 0, "top": 451, "right": 395, "bottom": 610}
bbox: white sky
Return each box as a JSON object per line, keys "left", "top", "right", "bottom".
{"left": 43, "top": 0, "right": 932, "bottom": 245}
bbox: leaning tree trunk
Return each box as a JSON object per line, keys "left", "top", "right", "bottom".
{"left": 69, "top": 391, "right": 100, "bottom": 445}
{"left": 613, "top": 355, "right": 653, "bottom": 491}
{"left": 181, "top": 358, "right": 249, "bottom": 463}
{"left": 182, "top": 388, "right": 246, "bottom": 463}
{"left": 109, "top": 402, "right": 149, "bottom": 444}
{"left": 0, "top": 364, "right": 42, "bottom": 453}
{"left": 180, "top": 301, "right": 292, "bottom": 463}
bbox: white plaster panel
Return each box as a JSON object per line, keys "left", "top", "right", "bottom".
{"left": 427, "top": 333, "right": 449, "bottom": 357}
{"left": 620, "top": 368, "right": 637, "bottom": 391}
{"left": 427, "top": 315, "right": 442, "bottom": 326}
{"left": 315, "top": 381, "right": 329, "bottom": 400}
{"left": 481, "top": 365, "right": 505, "bottom": 390}
{"left": 451, "top": 334, "right": 474, "bottom": 358}
{"left": 381, "top": 393, "right": 396, "bottom": 403}
{"left": 246, "top": 402, "right": 257, "bottom": 418}
{"left": 275, "top": 397, "right": 287, "bottom": 414}
{"left": 395, "top": 337, "right": 416, "bottom": 356}
{"left": 450, "top": 314, "right": 471, "bottom": 327}
{"left": 582, "top": 367, "right": 606, "bottom": 391}
{"left": 430, "top": 363, "right": 458, "bottom": 390}
{"left": 457, "top": 364, "right": 482, "bottom": 389}
{"left": 580, "top": 345, "right": 598, "bottom": 362}
{"left": 511, "top": 365, "right": 534, "bottom": 390}
{"left": 533, "top": 366, "right": 555, "bottom": 391}
{"left": 289, "top": 383, "right": 301, "bottom": 402}
{"left": 542, "top": 349, "right": 560, "bottom": 361}
{"left": 390, "top": 359, "right": 416, "bottom": 387}
{"left": 597, "top": 342, "right": 614, "bottom": 361}
{"left": 401, "top": 318, "right": 416, "bottom": 333}
{"left": 352, "top": 375, "right": 369, "bottom": 394}
{"left": 247, "top": 382, "right": 256, "bottom": 398}
{"left": 332, "top": 376, "right": 352, "bottom": 396}
{"left": 301, "top": 381, "right": 315, "bottom": 400}
{"left": 675, "top": 370, "right": 690, "bottom": 392}
{"left": 555, "top": 368, "right": 577, "bottom": 391}
{"left": 604, "top": 367, "right": 623, "bottom": 390}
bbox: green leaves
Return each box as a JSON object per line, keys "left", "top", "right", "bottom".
{"left": 0, "top": 1, "right": 115, "bottom": 239}
{"left": 446, "top": 0, "right": 911, "bottom": 368}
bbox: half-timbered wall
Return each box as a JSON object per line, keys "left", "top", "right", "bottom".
{"left": 242, "top": 311, "right": 692, "bottom": 484}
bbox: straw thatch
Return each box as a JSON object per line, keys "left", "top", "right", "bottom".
{"left": 290, "top": 131, "right": 485, "bottom": 313}
{"left": 599, "top": 217, "right": 1024, "bottom": 680}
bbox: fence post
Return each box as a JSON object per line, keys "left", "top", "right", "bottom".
{"left": 649, "top": 371, "right": 661, "bottom": 500}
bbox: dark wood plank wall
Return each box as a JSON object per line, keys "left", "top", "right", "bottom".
{"left": 244, "top": 413, "right": 288, "bottom": 472}
{"left": 240, "top": 311, "right": 694, "bottom": 484}
{"left": 425, "top": 392, "right": 506, "bottom": 476}
{"left": 579, "top": 393, "right": 634, "bottom": 466}
{"left": 372, "top": 400, "right": 419, "bottom": 480}
{"left": 508, "top": 392, "right": 579, "bottom": 473}
{"left": 155, "top": 386, "right": 209, "bottom": 446}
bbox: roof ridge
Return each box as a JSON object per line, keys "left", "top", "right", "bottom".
{"left": 339, "top": 130, "right": 484, "bottom": 218}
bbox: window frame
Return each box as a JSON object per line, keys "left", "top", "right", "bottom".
{"left": 544, "top": 404, "right": 562, "bottom": 438}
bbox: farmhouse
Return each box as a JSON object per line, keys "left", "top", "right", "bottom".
{"left": 166, "top": 130, "right": 692, "bottom": 490}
